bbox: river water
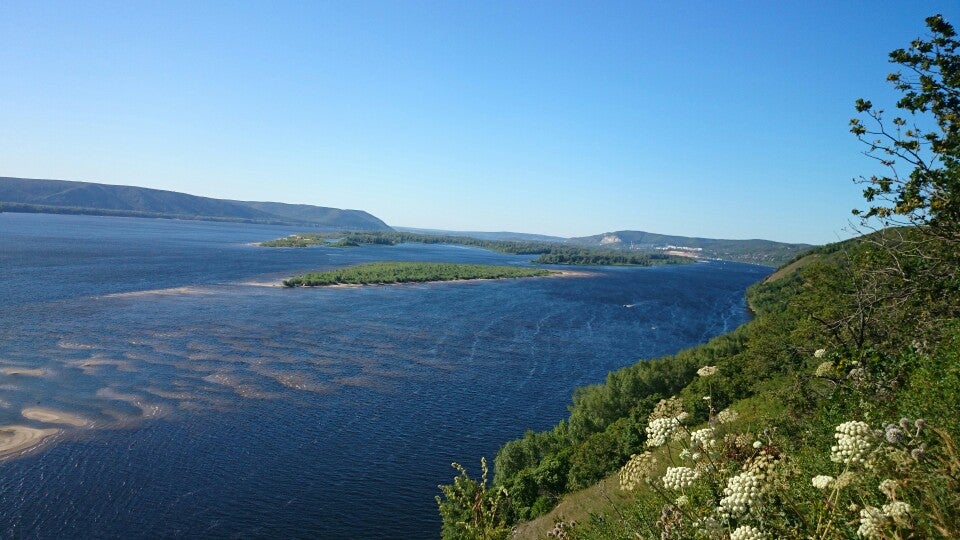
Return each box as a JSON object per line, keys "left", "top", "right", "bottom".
{"left": 0, "top": 213, "right": 768, "bottom": 538}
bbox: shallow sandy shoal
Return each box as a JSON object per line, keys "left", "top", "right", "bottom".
{"left": 1, "top": 368, "right": 48, "bottom": 377}
{"left": 22, "top": 407, "right": 92, "bottom": 427}
{"left": 0, "top": 425, "right": 60, "bottom": 460}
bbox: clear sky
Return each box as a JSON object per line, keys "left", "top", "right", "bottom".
{"left": 2, "top": 1, "right": 958, "bottom": 244}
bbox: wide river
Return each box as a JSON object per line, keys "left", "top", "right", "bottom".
{"left": 0, "top": 213, "right": 769, "bottom": 538}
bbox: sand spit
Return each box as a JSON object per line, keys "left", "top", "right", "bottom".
{"left": 2, "top": 367, "right": 48, "bottom": 377}
{"left": 102, "top": 286, "right": 215, "bottom": 299}
{"left": 22, "top": 407, "right": 92, "bottom": 427}
{"left": 0, "top": 425, "right": 60, "bottom": 460}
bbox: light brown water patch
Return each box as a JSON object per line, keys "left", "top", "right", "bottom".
{"left": 96, "top": 388, "right": 167, "bottom": 420}
{"left": 0, "top": 425, "right": 60, "bottom": 460}
{"left": 22, "top": 407, "right": 92, "bottom": 427}
{"left": 1, "top": 368, "right": 49, "bottom": 377}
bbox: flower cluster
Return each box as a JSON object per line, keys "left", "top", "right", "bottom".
{"left": 730, "top": 524, "right": 767, "bottom": 540}
{"left": 830, "top": 421, "right": 874, "bottom": 465}
{"left": 814, "top": 348, "right": 827, "bottom": 358}
{"left": 646, "top": 415, "right": 685, "bottom": 448}
{"left": 649, "top": 396, "right": 685, "bottom": 421}
{"left": 718, "top": 470, "right": 763, "bottom": 518}
{"left": 857, "top": 506, "right": 885, "bottom": 539}
{"left": 662, "top": 466, "right": 698, "bottom": 490}
{"left": 878, "top": 478, "right": 898, "bottom": 499}
{"left": 689, "top": 427, "right": 716, "bottom": 451}
{"left": 546, "top": 519, "right": 575, "bottom": 539}
{"left": 715, "top": 407, "right": 739, "bottom": 424}
{"left": 815, "top": 361, "right": 836, "bottom": 378}
{"left": 811, "top": 475, "right": 835, "bottom": 490}
{"left": 882, "top": 501, "right": 911, "bottom": 525}
{"left": 697, "top": 365, "right": 718, "bottom": 377}
{"left": 619, "top": 452, "right": 657, "bottom": 491}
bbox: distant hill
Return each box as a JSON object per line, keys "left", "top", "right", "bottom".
{"left": 568, "top": 230, "right": 813, "bottom": 266}
{"left": 0, "top": 177, "right": 391, "bottom": 230}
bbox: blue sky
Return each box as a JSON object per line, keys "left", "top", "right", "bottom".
{"left": 2, "top": 1, "right": 958, "bottom": 244}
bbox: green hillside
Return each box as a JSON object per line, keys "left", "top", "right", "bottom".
{"left": 568, "top": 230, "right": 812, "bottom": 267}
{"left": 436, "top": 15, "right": 960, "bottom": 540}
{"left": 0, "top": 177, "right": 391, "bottom": 229}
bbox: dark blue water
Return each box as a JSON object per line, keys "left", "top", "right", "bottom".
{"left": 0, "top": 213, "right": 769, "bottom": 538}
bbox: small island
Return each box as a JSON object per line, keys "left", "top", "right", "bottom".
{"left": 282, "top": 262, "right": 556, "bottom": 287}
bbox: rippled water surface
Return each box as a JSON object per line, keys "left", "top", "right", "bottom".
{"left": 0, "top": 213, "right": 769, "bottom": 538}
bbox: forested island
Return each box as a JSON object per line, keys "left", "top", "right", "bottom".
{"left": 260, "top": 231, "right": 686, "bottom": 267}
{"left": 282, "top": 262, "right": 555, "bottom": 287}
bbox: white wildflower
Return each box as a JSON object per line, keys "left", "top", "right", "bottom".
{"left": 752, "top": 440, "right": 763, "bottom": 449}
{"left": 646, "top": 415, "right": 685, "bottom": 448}
{"left": 690, "top": 428, "right": 716, "bottom": 451}
{"left": 815, "top": 361, "right": 835, "bottom": 377}
{"left": 857, "top": 506, "right": 886, "bottom": 539}
{"left": 730, "top": 524, "right": 767, "bottom": 540}
{"left": 618, "top": 452, "right": 657, "bottom": 491}
{"left": 718, "top": 470, "right": 763, "bottom": 518}
{"left": 697, "top": 365, "right": 718, "bottom": 377}
{"left": 835, "top": 471, "right": 856, "bottom": 489}
{"left": 814, "top": 348, "right": 827, "bottom": 358}
{"left": 716, "top": 408, "right": 739, "bottom": 424}
{"left": 879, "top": 478, "right": 898, "bottom": 499}
{"left": 675, "top": 495, "right": 689, "bottom": 507}
{"left": 811, "top": 475, "right": 835, "bottom": 490}
{"left": 882, "top": 501, "right": 911, "bottom": 525}
{"left": 831, "top": 421, "right": 874, "bottom": 465}
{"left": 679, "top": 448, "right": 691, "bottom": 460}
{"left": 662, "top": 466, "right": 699, "bottom": 490}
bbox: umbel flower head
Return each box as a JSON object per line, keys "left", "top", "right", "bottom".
{"left": 716, "top": 407, "right": 739, "bottom": 424}
{"left": 697, "top": 365, "right": 718, "bottom": 377}
{"left": 831, "top": 421, "right": 874, "bottom": 465}
{"left": 646, "top": 415, "right": 686, "bottom": 448}
{"left": 811, "top": 475, "right": 835, "bottom": 490}
{"left": 814, "top": 348, "right": 827, "bottom": 358}
{"left": 730, "top": 524, "right": 767, "bottom": 540}
{"left": 718, "top": 470, "right": 763, "bottom": 518}
{"left": 661, "top": 466, "right": 698, "bottom": 490}
{"left": 618, "top": 452, "right": 657, "bottom": 491}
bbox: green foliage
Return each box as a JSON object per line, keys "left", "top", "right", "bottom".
{"left": 851, "top": 14, "right": 960, "bottom": 245}
{"left": 436, "top": 459, "right": 511, "bottom": 540}
{"left": 532, "top": 249, "right": 681, "bottom": 266}
{"left": 281, "top": 262, "right": 553, "bottom": 287}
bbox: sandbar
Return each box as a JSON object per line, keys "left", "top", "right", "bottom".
{"left": 0, "top": 425, "right": 60, "bottom": 460}
{"left": 1, "top": 368, "right": 48, "bottom": 377}
{"left": 22, "top": 407, "right": 92, "bottom": 427}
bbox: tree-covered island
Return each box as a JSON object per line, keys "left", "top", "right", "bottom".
{"left": 260, "top": 231, "right": 687, "bottom": 267}
{"left": 282, "top": 262, "right": 556, "bottom": 287}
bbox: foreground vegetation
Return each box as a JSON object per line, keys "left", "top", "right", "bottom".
{"left": 261, "top": 231, "right": 686, "bottom": 267}
{"left": 282, "top": 262, "right": 554, "bottom": 287}
{"left": 436, "top": 15, "right": 960, "bottom": 540}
